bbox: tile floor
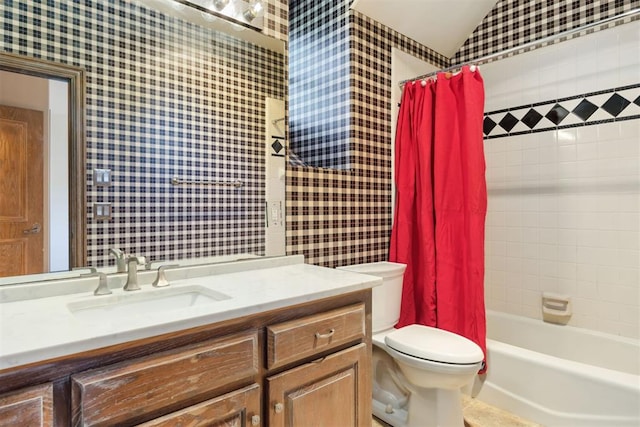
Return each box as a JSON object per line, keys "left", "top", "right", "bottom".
{"left": 372, "top": 396, "right": 542, "bottom": 427}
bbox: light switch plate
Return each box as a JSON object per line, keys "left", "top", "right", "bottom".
{"left": 93, "top": 169, "right": 112, "bottom": 186}
{"left": 94, "top": 203, "right": 112, "bottom": 220}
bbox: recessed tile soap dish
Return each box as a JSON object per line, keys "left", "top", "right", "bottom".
{"left": 542, "top": 292, "right": 572, "bottom": 325}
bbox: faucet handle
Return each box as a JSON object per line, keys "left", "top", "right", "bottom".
{"left": 152, "top": 264, "right": 179, "bottom": 288}
{"left": 144, "top": 259, "right": 167, "bottom": 270}
{"left": 91, "top": 272, "right": 111, "bottom": 296}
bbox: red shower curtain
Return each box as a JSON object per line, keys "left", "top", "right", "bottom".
{"left": 389, "top": 66, "right": 487, "bottom": 372}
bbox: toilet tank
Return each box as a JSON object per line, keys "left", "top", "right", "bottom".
{"left": 337, "top": 262, "right": 406, "bottom": 333}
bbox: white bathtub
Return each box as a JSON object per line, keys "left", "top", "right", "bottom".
{"left": 472, "top": 310, "right": 640, "bottom": 426}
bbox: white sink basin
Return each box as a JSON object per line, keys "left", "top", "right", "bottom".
{"left": 67, "top": 285, "right": 231, "bottom": 320}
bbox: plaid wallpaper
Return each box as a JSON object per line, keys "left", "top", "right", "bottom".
{"left": 288, "top": 0, "right": 352, "bottom": 169}
{"left": 453, "top": 0, "right": 640, "bottom": 64}
{"left": 3, "top": 0, "right": 634, "bottom": 271}
{"left": 286, "top": 3, "right": 447, "bottom": 268}
{"left": 1, "top": 0, "right": 286, "bottom": 267}
{"left": 286, "top": 0, "right": 639, "bottom": 268}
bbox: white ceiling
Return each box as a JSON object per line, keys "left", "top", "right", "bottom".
{"left": 350, "top": 0, "right": 499, "bottom": 58}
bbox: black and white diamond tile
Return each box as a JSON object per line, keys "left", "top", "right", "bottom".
{"left": 484, "top": 83, "right": 640, "bottom": 139}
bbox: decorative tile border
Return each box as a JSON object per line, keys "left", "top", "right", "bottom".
{"left": 484, "top": 84, "right": 640, "bottom": 139}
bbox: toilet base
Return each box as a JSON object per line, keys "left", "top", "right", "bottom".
{"left": 373, "top": 388, "right": 466, "bottom": 427}
{"left": 373, "top": 397, "right": 408, "bottom": 427}
{"left": 408, "top": 387, "right": 465, "bottom": 427}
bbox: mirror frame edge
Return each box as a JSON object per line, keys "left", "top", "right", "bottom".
{"left": 0, "top": 51, "right": 86, "bottom": 269}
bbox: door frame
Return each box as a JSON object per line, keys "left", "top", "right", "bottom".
{"left": 0, "top": 52, "right": 86, "bottom": 268}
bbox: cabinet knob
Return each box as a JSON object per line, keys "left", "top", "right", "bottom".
{"left": 274, "top": 402, "right": 284, "bottom": 413}
{"left": 251, "top": 415, "right": 260, "bottom": 425}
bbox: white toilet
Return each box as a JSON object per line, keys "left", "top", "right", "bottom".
{"left": 338, "top": 262, "right": 484, "bottom": 427}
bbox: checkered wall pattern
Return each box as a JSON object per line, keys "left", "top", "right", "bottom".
{"left": 453, "top": 0, "right": 640, "bottom": 64}
{"left": 263, "top": 0, "right": 288, "bottom": 40}
{"left": 484, "top": 83, "right": 640, "bottom": 138}
{"left": 1, "top": 0, "right": 286, "bottom": 267}
{"left": 288, "top": 0, "right": 448, "bottom": 170}
{"left": 288, "top": 0, "right": 352, "bottom": 169}
{"left": 286, "top": 5, "right": 448, "bottom": 268}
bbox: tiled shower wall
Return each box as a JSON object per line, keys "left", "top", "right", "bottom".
{"left": 480, "top": 20, "right": 639, "bottom": 338}
{"left": 286, "top": 2, "right": 447, "bottom": 267}
{"left": 1, "top": 0, "right": 287, "bottom": 267}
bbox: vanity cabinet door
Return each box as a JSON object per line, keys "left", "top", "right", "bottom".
{"left": 138, "top": 383, "right": 261, "bottom": 427}
{"left": 266, "top": 343, "right": 370, "bottom": 427}
{"left": 71, "top": 331, "right": 259, "bottom": 426}
{"left": 0, "top": 383, "right": 53, "bottom": 427}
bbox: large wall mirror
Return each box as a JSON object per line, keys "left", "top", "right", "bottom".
{"left": 0, "top": 0, "right": 286, "bottom": 284}
{"left": 0, "top": 53, "right": 86, "bottom": 277}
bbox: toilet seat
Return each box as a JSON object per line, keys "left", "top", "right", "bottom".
{"left": 384, "top": 324, "right": 484, "bottom": 365}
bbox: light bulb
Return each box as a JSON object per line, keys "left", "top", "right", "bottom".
{"left": 242, "top": 0, "right": 263, "bottom": 22}
{"left": 212, "top": 0, "right": 230, "bottom": 10}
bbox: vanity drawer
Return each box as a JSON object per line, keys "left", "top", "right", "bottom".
{"left": 267, "top": 303, "right": 365, "bottom": 369}
{"left": 138, "top": 383, "right": 261, "bottom": 427}
{"left": 0, "top": 383, "right": 53, "bottom": 427}
{"left": 71, "top": 331, "right": 259, "bottom": 426}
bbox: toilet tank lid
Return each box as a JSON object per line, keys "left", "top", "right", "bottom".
{"left": 385, "top": 325, "right": 484, "bottom": 364}
{"left": 336, "top": 262, "right": 406, "bottom": 278}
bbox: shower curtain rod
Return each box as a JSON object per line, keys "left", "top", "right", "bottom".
{"left": 400, "top": 7, "right": 640, "bottom": 86}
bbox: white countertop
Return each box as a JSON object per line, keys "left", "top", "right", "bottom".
{"left": 0, "top": 255, "right": 381, "bottom": 371}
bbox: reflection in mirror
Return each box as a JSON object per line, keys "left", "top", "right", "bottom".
{"left": 0, "top": 0, "right": 286, "bottom": 285}
{"left": 0, "top": 52, "right": 85, "bottom": 278}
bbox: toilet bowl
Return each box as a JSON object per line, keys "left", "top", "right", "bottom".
{"left": 338, "top": 262, "right": 484, "bottom": 427}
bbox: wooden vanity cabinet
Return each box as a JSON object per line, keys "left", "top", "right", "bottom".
{"left": 138, "top": 383, "right": 261, "bottom": 427}
{"left": 0, "top": 289, "right": 371, "bottom": 427}
{"left": 265, "top": 303, "right": 371, "bottom": 427}
{"left": 267, "top": 344, "right": 369, "bottom": 427}
{"left": 0, "top": 383, "right": 53, "bottom": 427}
{"left": 71, "top": 332, "right": 260, "bottom": 426}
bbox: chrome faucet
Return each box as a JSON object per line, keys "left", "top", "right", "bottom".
{"left": 109, "top": 248, "right": 128, "bottom": 273}
{"left": 152, "top": 264, "right": 179, "bottom": 287}
{"left": 123, "top": 256, "right": 144, "bottom": 291}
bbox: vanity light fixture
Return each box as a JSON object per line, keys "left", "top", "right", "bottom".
{"left": 242, "top": 0, "right": 263, "bottom": 22}
{"left": 176, "top": 0, "right": 264, "bottom": 31}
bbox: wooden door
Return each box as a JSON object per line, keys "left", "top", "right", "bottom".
{"left": 0, "top": 105, "right": 44, "bottom": 277}
{"left": 267, "top": 343, "right": 371, "bottom": 427}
